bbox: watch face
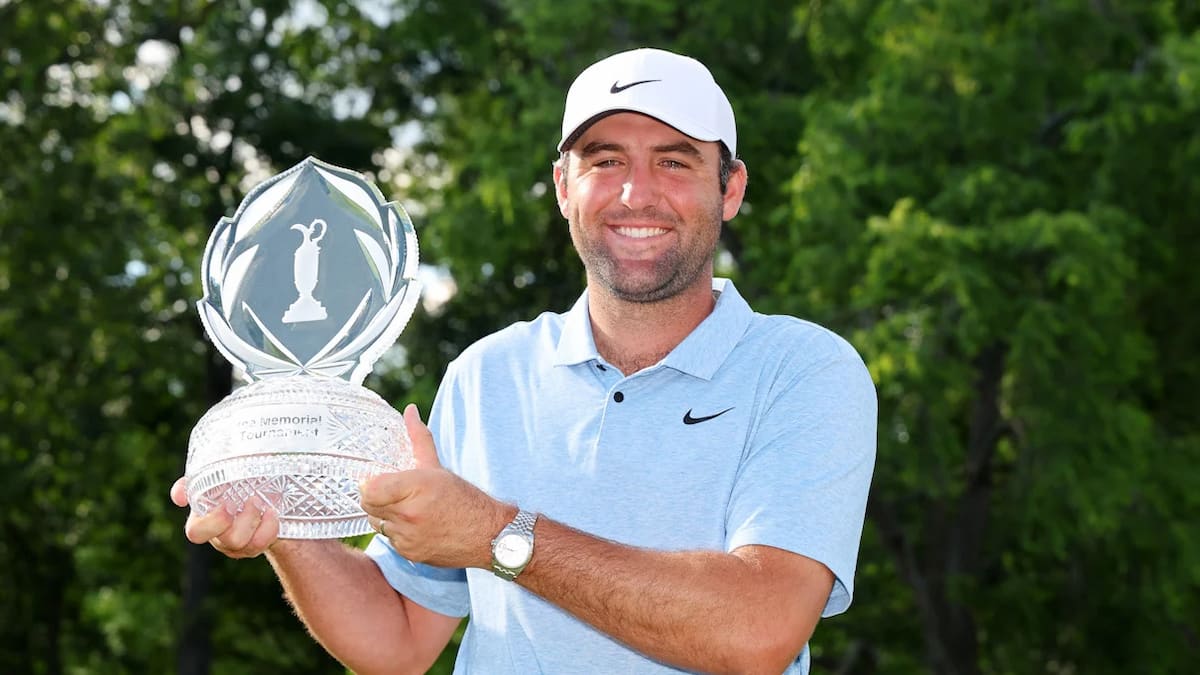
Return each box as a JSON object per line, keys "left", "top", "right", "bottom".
{"left": 495, "top": 532, "right": 532, "bottom": 568}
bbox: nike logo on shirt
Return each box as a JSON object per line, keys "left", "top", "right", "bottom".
{"left": 683, "top": 407, "right": 734, "bottom": 425}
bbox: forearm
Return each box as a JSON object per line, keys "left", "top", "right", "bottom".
{"left": 266, "top": 539, "right": 446, "bottom": 675}
{"left": 516, "top": 518, "right": 823, "bottom": 675}
{"left": 353, "top": 409, "right": 830, "bottom": 671}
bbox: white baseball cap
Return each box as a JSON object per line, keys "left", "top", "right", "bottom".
{"left": 557, "top": 48, "right": 737, "bottom": 158}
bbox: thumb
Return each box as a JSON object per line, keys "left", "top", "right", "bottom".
{"left": 404, "top": 403, "right": 441, "bottom": 469}
{"left": 170, "top": 476, "right": 190, "bottom": 507}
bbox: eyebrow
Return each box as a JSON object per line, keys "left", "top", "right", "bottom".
{"left": 579, "top": 140, "right": 707, "bottom": 162}
{"left": 580, "top": 141, "right": 624, "bottom": 156}
{"left": 651, "top": 141, "right": 704, "bottom": 160}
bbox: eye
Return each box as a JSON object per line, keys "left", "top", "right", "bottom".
{"left": 592, "top": 158, "right": 623, "bottom": 168}
{"left": 660, "top": 158, "right": 688, "bottom": 169}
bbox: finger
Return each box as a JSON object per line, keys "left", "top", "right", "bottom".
{"left": 184, "top": 503, "right": 235, "bottom": 545}
{"left": 365, "top": 516, "right": 388, "bottom": 538}
{"left": 170, "top": 477, "right": 189, "bottom": 507}
{"left": 404, "top": 404, "right": 441, "bottom": 469}
{"left": 214, "top": 497, "right": 268, "bottom": 552}
{"left": 360, "top": 471, "right": 420, "bottom": 509}
{"left": 360, "top": 496, "right": 389, "bottom": 524}
{"left": 244, "top": 504, "right": 281, "bottom": 554}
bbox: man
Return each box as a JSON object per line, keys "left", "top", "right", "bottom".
{"left": 173, "top": 48, "right": 876, "bottom": 674}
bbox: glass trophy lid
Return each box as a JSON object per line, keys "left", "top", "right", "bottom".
{"left": 197, "top": 157, "right": 420, "bottom": 385}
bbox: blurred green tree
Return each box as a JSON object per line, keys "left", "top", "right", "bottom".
{"left": 754, "top": 1, "right": 1200, "bottom": 673}
{"left": 1, "top": 0, "right": 397, "bottom": 672}
{"left": 1, "top": 0, "right": 1196, "bottom": 674}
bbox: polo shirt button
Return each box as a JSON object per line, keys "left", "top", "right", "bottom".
{"left": 613, "top": 391, "right": 624, "bottom": 403}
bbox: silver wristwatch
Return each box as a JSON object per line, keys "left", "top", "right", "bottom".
{"left": 490, "top": 509, "right": 538, "bottom": 581}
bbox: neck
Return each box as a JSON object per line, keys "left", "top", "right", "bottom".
{"left": 587, "top": 277, "right": 717, "bottom": 375}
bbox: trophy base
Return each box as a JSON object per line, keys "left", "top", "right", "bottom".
{"left": 186, "top": 376, "right": 412, "bottom": 539}
{"left": 282, "top": 295, "right": 327, "bottom": 324}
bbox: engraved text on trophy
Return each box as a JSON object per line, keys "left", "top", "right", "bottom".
{"left": 283, "top": 218, "right": 328, "bottom": 323}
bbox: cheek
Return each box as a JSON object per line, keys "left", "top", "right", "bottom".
{"left": 668, "top": 186, "right": 722, "bottom": 222}
{"left": 561, "top": 178, "right": 605, "bottom": 217}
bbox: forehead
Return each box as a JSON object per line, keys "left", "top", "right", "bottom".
{"left": 572, "top": 112, "right": 721, "bottom": 159}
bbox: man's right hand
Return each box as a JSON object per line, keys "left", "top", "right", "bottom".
{"left": 170, "top": 477, "right": 281, "bottom": 558}
{"left": 171, "top": 478, "right": 458, "bottom": 674}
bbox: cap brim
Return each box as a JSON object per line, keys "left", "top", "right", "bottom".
{"left": 557, "top": 108, "right": 724, "bottom": 153}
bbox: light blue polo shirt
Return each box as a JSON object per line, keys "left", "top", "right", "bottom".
{"left": 366, "top": 278, "right": 877, "bottom": 673}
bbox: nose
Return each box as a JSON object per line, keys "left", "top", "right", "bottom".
{"left": 620, "top": 161, "right": 662, "bottom": 211}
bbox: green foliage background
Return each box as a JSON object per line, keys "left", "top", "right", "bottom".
{"left": 1, "top": 1, "right": 1196, "bottom": 673}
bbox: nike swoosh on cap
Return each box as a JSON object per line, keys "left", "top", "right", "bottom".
{"left": 610, "top": 79, "right": 661, "bottom": 94}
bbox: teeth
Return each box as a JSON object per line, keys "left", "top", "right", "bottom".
{"left": 615, "top": 226, "right": 668, "bottom": 239}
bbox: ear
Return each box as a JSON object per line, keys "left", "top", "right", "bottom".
{"left": 553, "top": 158, "right": 570, "bottom": 218}
{"left": 721, "top": 159, "right": 748, "bottom": 222}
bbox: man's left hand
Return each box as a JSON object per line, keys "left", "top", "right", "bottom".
{"left": 360, "top": 404, "right": 511, "bottom": 569}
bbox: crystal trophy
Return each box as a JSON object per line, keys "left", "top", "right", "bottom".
{"left": 186, "top": 157, "right": 421, "bottom": 539}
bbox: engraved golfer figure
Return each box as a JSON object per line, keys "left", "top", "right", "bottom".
{"left": 282, "top": 218, "right": 328, "bottom": 323}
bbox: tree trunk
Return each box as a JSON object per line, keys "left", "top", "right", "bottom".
{"left": 43, "top": 544, "right": 65, "bottom": 675}
{"left": 177, "top": 342, "right": 231, "bottom": 675}
{"left": 872, "top": 341, "right": 1007, "bottom": 675}
{"left": 178, "top": 543, "right": 213, "bottom": 675}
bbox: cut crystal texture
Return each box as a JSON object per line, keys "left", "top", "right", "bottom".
{"left": 186, "top": 376, "right": 413, "bottom": 539}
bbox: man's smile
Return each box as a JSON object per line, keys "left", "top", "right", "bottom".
{"left": 613, "top": 226, "right": 669, "bottom": 239}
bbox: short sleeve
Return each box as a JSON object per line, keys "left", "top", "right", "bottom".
{"left": 364, "top": 537, "right": 469, "bottom": 617}
{"left": 725, "top": 341, "right": 877, "bottom": 617}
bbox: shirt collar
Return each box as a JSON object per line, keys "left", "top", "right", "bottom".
{"left": 552, "top": 278, "right": 753, "bottom": 380}
{"left": 553, "top": 291, "right": 601, "bottom": 367}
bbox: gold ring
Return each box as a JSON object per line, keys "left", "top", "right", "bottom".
{"left": 377, "top": 519, "right": 387, "bottom": 537}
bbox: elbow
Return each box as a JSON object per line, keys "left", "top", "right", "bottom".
{"left": 337, "top": 641, "right": 441, "bottom": 675}
{"left": 718, "top": 624, "right": 809, "bottom": 675}
{"left": 347, "top": 658, "right": 430, "bottom": 675}
{"left": 726, "top": 644, "right": 803, "bottom": 675}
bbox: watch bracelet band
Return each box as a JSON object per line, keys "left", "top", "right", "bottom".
{"left": 511, "top": 508, "right": 538, "bottom": 538}
{"left": 492, "top": 509, "right": 538, "bottom": 581}
{"left": 493, "top": 565, "right": 520, "bottom": 581}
